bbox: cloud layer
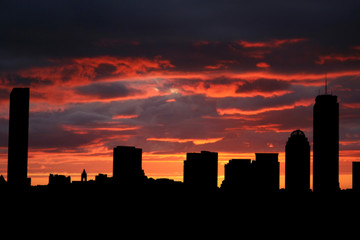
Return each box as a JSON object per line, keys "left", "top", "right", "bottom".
{"left": 1, "top": 0, "right": 360, "bottom": 188}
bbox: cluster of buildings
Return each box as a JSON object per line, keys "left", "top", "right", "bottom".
{"left": 1, "top": 86, "right": 360, "bottom": 194}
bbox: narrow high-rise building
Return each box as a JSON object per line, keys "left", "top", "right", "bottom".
{"left": 313, "top": 86, "right": 339, "bottom": 192}
{"left": 285, "top": 130, "right": 310, "bottom": 192}
{"left": 7, "top": 88, "right": 30, "bottom": 188}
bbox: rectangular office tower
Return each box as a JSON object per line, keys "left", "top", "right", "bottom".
{"left": 254, "top": 153, "right": 279, "bottom": 192}
{"left": 7, "top": 88, "right": 30, "bottom": 188}
{"left": 184, "top": 151, "right": 218, "bottom": 191}
{"left": 113, "top": 146, "right": 145, "bottom": 185}
{"left": 221, "top": 159, "right": 253, "bottom": 192}
{"left": 352, "top": 162, "right": 360, "bottom": 192}
{"left": 313, "top": 94, "right": 339, "bottom": 192}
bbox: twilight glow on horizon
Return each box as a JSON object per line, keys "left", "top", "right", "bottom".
{"left": 1, "top": 0, "right": 360, "bottom": 188}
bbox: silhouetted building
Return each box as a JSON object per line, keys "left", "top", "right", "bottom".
{"left": 184, "top": 151, "right": 218, "bottom": 191}
{"left": 95, "top": 173, "right": 109, "bottom": 184}
{"left": 285, "top": 130, "right": 311, "bottom": 192}
{"left": 81, "top": 169, "right": 87, "bottom": 182}
{"left": 146, "top": 178, "right": 184, "bottom": 195}
{"left": 49, "top": 174, "right": 71, "bottom": 185}
{"left": 7, "top": 88, "right": 30, "bottom": 189}
{"left": 113, "top": 146, "right": 145, "bottom": 185}
{"left": 254, "top": 153, "right": 279, "bottom": 192}
{"left": 221, "top": 159, "right": 253, "bottom": 192}
{"left": 313, "top": 93, "right": 339, "bottom": 192}
{"left": 353, "top": 162, "right": 360, "bottom": 192}
{"left": 0, "top": 175, "right": 6, "bottom": 185}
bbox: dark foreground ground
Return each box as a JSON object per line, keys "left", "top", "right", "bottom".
{"left": 1, "top": 188, "right": 359, "bottom": 238}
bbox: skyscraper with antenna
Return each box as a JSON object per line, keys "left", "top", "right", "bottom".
{"left": 325, "top": 72, "right": 328, "bottom": 94}
{"left": 313, "top": 74, "right": 339, "bottom": 192}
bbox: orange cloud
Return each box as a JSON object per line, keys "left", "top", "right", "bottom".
{"left": 14, "top": 56, "right": 175, "bottom": 88}
{"left": 175, "top": 79, "right": 292, "bottom": 98}
{"left": 204, "top": 64, "right": 227, "bottom": 70}
{"left": 340, "top": 140, "right": 360, "bottom": 146}
{"left": 112, "top": 114, "right": 139, "bottom": 119}
{"left": 256, "top": 62, "right": 270, "bottom": 68}
{"left": 146, "top": 137, "right": 224, "bottom": 145}
{"left": 217, "top": 98, "right": 313, "bottom": 116}
{"left": 73, "top": 56, "right": 175, "bottom": 78}
{"left": 316, "top": 55, "right": 360, "bottom": 64}
{"left": 235, "top": 38, "right": 307, "bottom": 48}
{"left": 204, "top": 60, "right": 237, "bottom": 70}
{"left": 231, "top": 123, "right": 297, "bottom": 133}
{"left": 62, "top": 124, "right": 141, "bottom": 134}
{"left": 343, "top": 103, "right": 360, "bottom": 109}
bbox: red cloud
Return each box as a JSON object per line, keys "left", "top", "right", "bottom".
{"left": 235, "top": 38, "right": 307, "bottom": 48}
{"left": 256, "top": 62, "right": 270, "bottom": 68}
{"left": 217, "top": 98, "right": 313, "bottom": 116}
{"left": 204, "top": 63, "right": 227, "bottom": 70}
{"left": 14, "top": 56, "right": 175, "bottom": 87}
{"left": 316, "top": 55, "right": 360, "bottom": 64}
{"left": 146, "top": 137, "right": 224, "bottom": 145}
{"left": 192, "top": 40, "right": 211, "bottom": 47}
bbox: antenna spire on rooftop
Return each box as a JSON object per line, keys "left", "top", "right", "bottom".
{"left": 325, "top": 72, "right": 328, "bottom": 95}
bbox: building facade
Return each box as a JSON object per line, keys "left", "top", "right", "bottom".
{"left": 254, "top": 153, "right": 279, "bottom": 192}
{"left": 285, "top": 130, "right": 310, "bottom": 192}
{"left": 313, "top": 94, "right": 339, "bottom": 192}
{"left": 7, "top": 88, "right": 30, "bottom": 188}
{"left": 113, "top": 146, "right": 145, "bottom": 185}
{"left": 183, "top": 151, "right": 218, "bottom": 191}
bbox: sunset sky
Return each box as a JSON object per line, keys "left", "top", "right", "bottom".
{"left": 1, "top": 0, "right": 360, "bottom": 188}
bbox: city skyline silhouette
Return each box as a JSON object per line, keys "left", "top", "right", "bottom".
{"left": 1, "top": 1, "right": 360, "bottom": 196}
{"left": 1, "top": 87, "right": 360, "bottom": 195}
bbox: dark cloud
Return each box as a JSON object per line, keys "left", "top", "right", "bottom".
{"left": 218, "top": 84, "right": 318, "bottom": 111}
{"left": 1, "top": 0, "right": 360, "bottom": 185}
{"left": 1, "top": 0, "right": 360, "bottom": 69}
{"left": 28, "top": 106, "right": 137, "bottom": 150}
{"left": 94, "top": 63, "right": 118, "bottom": 79}
{"left": 75, "top": 82, "right": 144, "bottom": 99}
{"left": 0, "top": 118, "right": 8, "bottom": 147}
{"left": 1, "top": 74, "right": 53, "bottom": 87}
{"left": 331, "top": 76, "right": 360, "bottom": 103}
{"left": 0, "top": 88, "right": 10, "bottom": 101}
{"left": 259, "top": 106, "right": 313, "bottom": 132}
{"left": 29, "top": 125, "right": 95, "bottom": 150}
{"left": 236, "top": 79, "right": 291, "bottom": 93}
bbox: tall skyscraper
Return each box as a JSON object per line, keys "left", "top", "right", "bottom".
{"left": 113, "top": 146, "right": 145, "bottom": 185}
{"left": 313, "top": 89, "right": 339, "bottom": 192}
{"left": 285, "top": 130, "right": 310, "bottom": 192}
{"left": 7, "top": 88, "right": 30, "bottom": 188}
{"left": 183, "top": 151, "right": 218, "bottom": 191}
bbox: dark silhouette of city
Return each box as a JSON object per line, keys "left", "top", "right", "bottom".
{"left": 1, "top": 87, "right": 360, "bottom": 198}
